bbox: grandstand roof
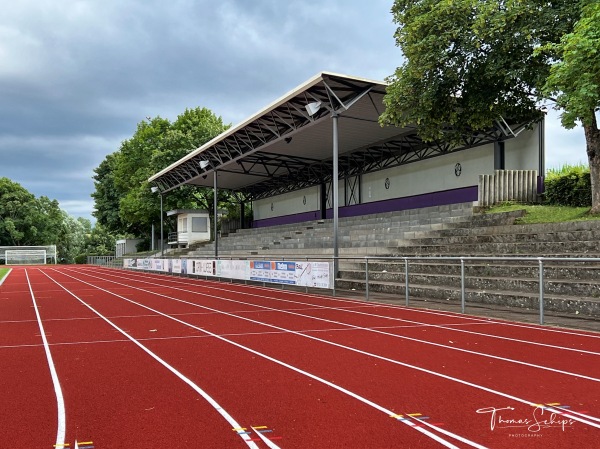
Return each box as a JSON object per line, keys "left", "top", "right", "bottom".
{"left": 149, "top": 72, "right": 520, "bottom": 200}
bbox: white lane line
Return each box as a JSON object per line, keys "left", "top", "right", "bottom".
{"left": 0, "top": 268, "right": 12, "bottom": 287}
{"left": 51, "top": 268, "right": 600, "bottom": 433}
{"left": 119, "top": 280, "right": 600, "bottom": 381}
{"left": 39, "top": 270, "right": 260, "bottom": 449}
{"left": 92, "top": 267, "right": 600, "bottom": 347}
{"left": 51, "top": 270, "right": 486, "bottom": 448}
{"left": 86, "top": 269, "right": 600, "bottom": 375}
{"left": 101, "top": 266, "right": 600, "bottom": 339}
{"left": 25, "top": 269, "right": 66, "bottom": 448}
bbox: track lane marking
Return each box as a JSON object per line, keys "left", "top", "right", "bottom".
{"left": 92, "top": 267, "right": 600, "bottom": 352}
{"left": 35, "top": 270, "right": 260, "bottom": 449}
{"left": 62, "top": 267, "right": 600, "bottom": 431}
{"left": 79, "top": 268, "right": 600, "bottom": 382}
{"left": 96, "top": 266, "right": 600, "bottom": 339}
{"left": 25, "top": 269, "right": 66, "bottom": 448}
{"left": 48, "top": 269, "right": 487, "bottom": 448}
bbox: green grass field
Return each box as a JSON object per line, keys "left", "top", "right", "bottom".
{"left": 0, "top": 267, "right": 10, "bottom": 282}
{"left": 486, "top": 203, "right": 600, "bottom": 224}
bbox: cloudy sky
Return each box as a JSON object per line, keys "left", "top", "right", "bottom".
{"left": 0, "top": 0, "right": 588, "bottom": 221}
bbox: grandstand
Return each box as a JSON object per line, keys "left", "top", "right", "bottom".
{"left": 149, "top": 72, "right": 544, "bottom": 259}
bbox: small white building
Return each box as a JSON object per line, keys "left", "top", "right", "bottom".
{"left": 116, "top": 238, "right": 144, "bottom": 258}
{"left": 167, "top": 209, "right": 211, "bottom": 248}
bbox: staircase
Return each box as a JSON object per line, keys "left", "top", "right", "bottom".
{"left": 336, "top": 217, "right": 600, "bottom": 318}
{"left": 169, "top": 202, "right": 600, "bottom": 319}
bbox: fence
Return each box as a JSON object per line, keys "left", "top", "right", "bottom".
{"left": 478, "top": 170, "right": 539, "bottom": 207}
{"left": 87, "top": 255, "right": 119, "bottom": 267}
{"left": 87, "top": 254, "right": 599, "bottom": 326}
{"left": 358, "top": 255, "right": 599, "bottom": 325}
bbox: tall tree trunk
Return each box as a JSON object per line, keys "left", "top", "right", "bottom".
{"left": 585, "top": 113, "right": 600, "bottom": 214}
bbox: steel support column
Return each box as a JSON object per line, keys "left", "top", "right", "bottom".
{"left": 213, "top": 171, "right": 218, "bottom": 258}
{"left": 332, "top": 112, "right": 339, "bottom": 278}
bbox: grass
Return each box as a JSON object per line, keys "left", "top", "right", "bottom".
{"left": 485, "top": 202, "right": 600, "bottom": 224}
{"left": 0, "top": 267, "right": 9, "bottom": 282}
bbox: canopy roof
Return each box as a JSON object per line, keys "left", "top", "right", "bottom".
{"left": 149, "top": 72, "right": 521, "bottom": 200}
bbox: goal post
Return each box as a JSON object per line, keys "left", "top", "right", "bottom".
{"left": 0, "top": 246, "right": 57, "bottom": 265}
{"left": 5, "top": 250, "right": 47, "bottom": 265}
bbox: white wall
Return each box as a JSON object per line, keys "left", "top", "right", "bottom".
{"left": 362, "top": 143, "right": 494, "bottom": 203}
{"left": 505, "top": 123, "right": 540, "bottom": 170}
{"left": 254, "top": 186, "right": 320, "bottom": 220}
{"left": 252, "top": 127, "right": 540, "bottom": 219}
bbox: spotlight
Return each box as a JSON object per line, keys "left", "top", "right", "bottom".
{"left": 305, "top": 101, "right": 322, "bottom": 117}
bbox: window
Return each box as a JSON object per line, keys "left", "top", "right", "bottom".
{"left": 192, "top": 217, "right": 208, "bottom": 232}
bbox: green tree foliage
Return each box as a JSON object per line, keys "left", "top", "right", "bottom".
{"left": 382, "top": 1, "right": 600, "bottom": 213}
{"left": 539, "top": 1, "right": 600, "bottom": 213}
{"left": 0, "top": 177, "right": 112, "bottom": 263}
{"left": 0, "top": 177, "right": 63, "bottom": 246}
{"left": 93, "top": 107, "right": 232, "bottom": 239}
{"left": 91, "top": 153, "right": 125, "bottom": 234}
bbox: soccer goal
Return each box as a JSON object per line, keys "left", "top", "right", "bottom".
{"left": 5, "top": 250, "right": 47, "bottom": 265}
{"left": 0, "top": 246, "right": 57, "bottom": 265}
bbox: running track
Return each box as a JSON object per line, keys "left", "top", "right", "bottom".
{"left": 1, "top": 265, "right": 599, "bottom": 448}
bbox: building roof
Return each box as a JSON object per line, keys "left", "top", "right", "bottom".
{"left": 149, "top": 71, "right": 521, "bottom": 200}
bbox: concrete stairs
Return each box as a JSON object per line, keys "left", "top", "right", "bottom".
{"left": 170, "top": 202, "right": 600, "bottom": 319}
{"left": 336, "top": 218, "right": 600, "bottom": 318}
{"left": 188, "top": 202, "right": 475, "bottom": 257}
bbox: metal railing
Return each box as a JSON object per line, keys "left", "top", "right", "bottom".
{"left": 358, "top": 255, "right": 600, "bottom": 325}
{"left": 87, "top": 255, "right": 118, "bottom": 266}
{"left": 88, "top": 254, "right": 600, "bottom": 325}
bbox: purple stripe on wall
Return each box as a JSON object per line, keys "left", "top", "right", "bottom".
{"left": 253, "top": 210, "right": 322, "bottom": 228}
{"left": 252, "top": 186, "right": 477, "bottom": 228}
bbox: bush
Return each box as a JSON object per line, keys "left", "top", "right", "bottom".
{"left": 544, "top": 164, "right": 591, "bottom": 207}
{"left": 75, "top": 254, "right": 90, "bottom": 264}
{"left": 136, "top": 239, "right": 151, "bottom": 252}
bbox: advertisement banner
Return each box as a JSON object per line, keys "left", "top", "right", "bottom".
{"left": 218, "top": 259, "right": 249, "bottom": 279}
{"left": 171, "top": 259, "right": 182, "bottom": 274}
{"left": 249, "top": 260, "right": 296, "bottom": 284}
{"left": 123, "top": 257, "right": 330, "bottom": 289}
{"left": 295, "top": 261, "right": 331, "bottom": 289}
{"left": 192, "top": 259, "right": 216, "bottom": 276}
{"left": 137, "top": 258, "right": 152, "bottom": 270}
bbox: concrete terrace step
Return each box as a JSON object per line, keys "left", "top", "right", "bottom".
{"left": 396, "top": 229, "right": 600, "bottom": 247}
{"left": 338, "top": 270, "right": 600, "bottom": 298}
{"left": 338, "top": 261, "right": 600, "bottom": 280}
{"left": 390, "top": 240, "right": 600, "bottom": 256}
{"left": 335, "top": 278, "right": 600, "bottom": 317}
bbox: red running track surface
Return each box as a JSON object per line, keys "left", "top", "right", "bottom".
{"left": 1, "top": 265, "right": 599, "bottom": 448}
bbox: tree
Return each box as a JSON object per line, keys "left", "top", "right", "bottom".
{"left": 0, "top": 177, "right": 38, "bottom": 245}
{"left": 539, "top": 1, "right": 600, "bottom": 213}
{"left": 92, "top": 108, "right": 230, "bottom": 240}
{"left": 381, "top": 1, "right": 600, "bottom": 212}
{"left": 56, "top": 214, "right": 88, "bottom": 264}
{"left": 92, "top": 153, "right": 126, "bottom": 234}
{"left": 0, "top": 178, "right": 64, "bottom": 246}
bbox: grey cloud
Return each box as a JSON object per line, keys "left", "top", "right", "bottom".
{"left": 0, "top": 0, "right": 587, "bottom": 221}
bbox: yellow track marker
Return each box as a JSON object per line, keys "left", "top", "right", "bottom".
{"left": 252, "top": 426, "right": 268, "bottom": 429}
{"left": 54, "top": 445, "right": 70, "bottom": 448}
{"left": 546, "top": 403, "right": 561, "bottom": 406}
{"left": 389, "top": 413, "right": 404, "bottom": 419}
{"left": 407, "top": 413, "right": 422, "bottom": 417}
{"left": 232, "top": 427, "right": 247, "bottom": 431}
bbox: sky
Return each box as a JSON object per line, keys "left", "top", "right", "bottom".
{"left": 0, "top": 0, "right": 588, "bottom": 222}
